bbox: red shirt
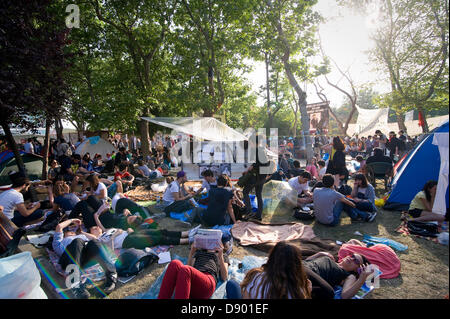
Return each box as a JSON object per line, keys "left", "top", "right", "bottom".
{"left": 114, "top": 171, "right": 131, "bottom": 181}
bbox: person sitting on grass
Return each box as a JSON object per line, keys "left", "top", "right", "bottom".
{"left": 0, "top": 173, "right": 44, "bottom": 227}
{"left": 306, "top": 158, "right": 319, "bottom": 180}
{"left": 317, "top": 160, "right": 326, "bottom": 181}
{"left": 161, "top": 171, "right": 195, "bottom": 216}
{"left": 402, "top": 180, "right": 449, "bottom": 223}
{"left": 287, "top": 160, "right": 304, "bottom": 178}
{"left": 303, "top": 250, "right": 374, "bottom": 299}
{"left": 157, "top": 234, "right": 230, "bottom": 299}
{"left": 348, "top": 174, "right": 377, "bottom": 214}
{"left": 226, "top": 241, "right": 312, "bottom": 299}
{"left": 50, "top": 178, "right": 80, "bottom": 213}
{"left": 186, "top": 174, "right": 236, "bottom": 226}
{"left": 288, "top": 171, "right": 313, "bottom": 207}
{"left": 313, "top": 174, "right": 376, "bottom": 226}
{"left": 114, "top": 163, "right": 135, "bottom": 193}
{"left": 53, "top": 218, "right": 117, "bottom": 298}
{"left": 194, "top": 169, "right": 217, "bottom": 199}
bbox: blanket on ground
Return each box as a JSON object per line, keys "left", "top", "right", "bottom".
{"left": 338, "top": 243, "right": 401, "bottom": 279}
{"left": 231, "top": 220, "right": 315, "bottom": 246}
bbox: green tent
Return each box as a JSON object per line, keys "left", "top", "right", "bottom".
{"left": 0, "top": 151, "right": 44, "bottom": 185}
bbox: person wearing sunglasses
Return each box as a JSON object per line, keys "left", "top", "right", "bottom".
{"left": 303, "top": 250, "right": 375, "bottom": 299}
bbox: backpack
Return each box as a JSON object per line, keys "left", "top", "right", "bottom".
{"left": 38, "top": 209, "right": 67, "bottom": 233}
{"left": 115, "top": 248, "right": 159, "bottom": 277}
{"left": 293, "top": 208, "right": 315, "bottom": 221}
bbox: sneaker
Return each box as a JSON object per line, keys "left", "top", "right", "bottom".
{"left": 71, "top": 282, "right": 90, "bottom": 299}
{"left": 104, "top": 273, "right": 117, "bottom": 295}
{"left": 366, "top": 212, "right": 377, "bottom": 222}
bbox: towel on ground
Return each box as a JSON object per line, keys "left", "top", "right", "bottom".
{"left": 231, "top": 220, "right": 315, "bottom": 246}
{"left": 338, "top": 243, "right": 401, "bottom": 279}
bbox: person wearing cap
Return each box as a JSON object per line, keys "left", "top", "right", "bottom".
{"left": 158, "top": 232, "right": 231, "bottom": 299}
{"left": 0, "top": 174, "right": 44, "bottom": 227}
{"left": 161, "top": 171, "right": 194, "bottom": 215}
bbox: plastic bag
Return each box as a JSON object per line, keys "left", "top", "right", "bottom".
{"left": 0, "top": 251, "right": 47, "bottom": 299}
{"left": 151, "top": 180, "right": 168, "bottom": 193}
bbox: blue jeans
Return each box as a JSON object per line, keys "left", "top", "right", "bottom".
{"left": 11, "top": 209, "right": 44, "bottom": 227}
{"left": 355, "top": 201, "right": 376, "bottom": 213}
{"left": 226, "top": 280, "right": 242, "bottom": 299}
{"left": 343, "top": 205, "right": 369, "bottom": 221}
{"left": 329, "top": 201, "right": 344, "bottom": 226}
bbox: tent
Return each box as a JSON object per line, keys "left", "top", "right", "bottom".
{"left": 0, "top": 150, "right": 44, "bottom": 185}
{"left": 75, "top": 136, "right": 117, "bottom": 159}
{"left": 141, "top": 117, "right": 248, "bottom": 142}
{"left": 384, "top": 120, "right": 449, "bottom": 213}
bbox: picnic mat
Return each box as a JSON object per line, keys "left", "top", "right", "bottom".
{"left": 231, "top": 220, "right": 316, "bottom": 246}
{"left": 46, "top": 245, "right": 172, "bottom": 282}
{"left": 395, "top": 220, "right": 440, "bottom": 244}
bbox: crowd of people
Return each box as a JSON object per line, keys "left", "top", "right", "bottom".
{"left": 0, "top": 128, "right": 446, "bottom": 300}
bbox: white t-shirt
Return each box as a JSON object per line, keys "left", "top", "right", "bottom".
{"left": 111, "top": 193, "right": 125, "bottom": 213}
{"left": 24, "top": 142, "right": 34, "bottom": 153}
{"left": 245, "top": 272, "right": 294, "bottom": 299}
{"left": 162, "top": 181, "right": 180, "bottom": 204}
{"left": 0, "top": 189, "right": 25, "bottom": 219}
{"left": 94, "top": 183, "right": 107, "bottom": 199}
{"left": 98, "top": 228, "right": 128, "bottom": 250}
{"left": 288, "top": 177, "right": 309, "bottom": 195}
{"left": 318, "top": 167, "right": 327, "bottom": 178}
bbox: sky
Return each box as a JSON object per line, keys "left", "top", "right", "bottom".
{"left": 246, "top": 0, "right": 390, "bottom": 109}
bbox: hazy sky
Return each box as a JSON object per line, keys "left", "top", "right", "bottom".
{"left": 246, "top": 0, "right": 390, "bottom": 109}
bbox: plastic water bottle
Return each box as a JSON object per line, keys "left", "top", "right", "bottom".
{"left": 442, "top": 221, "right": 448, "bottom": 232}
{"left": 438, "top": 232, "right": 449, "bottom": 245}
{"left": 156, "top": 196, "right": 160, "bottom": 204}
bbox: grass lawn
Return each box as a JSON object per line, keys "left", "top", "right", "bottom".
{"left": 105, "top": 181, "right": 449, "bottom": 300}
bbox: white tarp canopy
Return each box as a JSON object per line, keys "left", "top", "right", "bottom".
{"left": 354, "top": 106, "right": 390, "bottom": 136}
{"left": 432, "top": 132, "right": 449, "bottom": 215}
{"left": 141, "top": 117, "right": 248, "bottom": 142}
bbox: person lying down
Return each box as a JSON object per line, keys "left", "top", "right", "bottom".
{"left": 88, "top": 202, "right": 201, "bottom": 250}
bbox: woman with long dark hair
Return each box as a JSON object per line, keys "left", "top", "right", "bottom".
{"left": 404, "top": 180, "right": 448, "bottom": 223}
{"left": 238, "top": 241, "right": 312, "bottom": 299}
{"left": 325, "top": 136, "right": 348, "bottom": 188}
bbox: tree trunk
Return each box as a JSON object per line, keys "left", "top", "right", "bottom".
{"left": 265, "top": 51, "right": 271, "bottom": 118}
{"left": 0, "top": 121, "right": 27, "bottom": 177}
{"left": 55, "top": 117, "right": 64, "bottom": 141}
{"left": 396, "top": 111, "right": 408, "bottom": 133}
{"left": 275, "top": 19, "right": 313, "bottom": 160}
{"left": 41, "top": 118, "right": 51, "bottom": 180}
{"left": 139, "top": 109, "right": 151, "bottom": 157}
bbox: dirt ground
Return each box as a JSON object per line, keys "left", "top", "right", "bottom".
{"left": 104, "top": 181, "right": 449, "bottom": 300}
{"left": 31, "top": 179, "right": 449, "bottom": 299}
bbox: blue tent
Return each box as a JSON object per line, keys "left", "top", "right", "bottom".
{"left": 384, "top": 120, "right": 449, "bottom": 211}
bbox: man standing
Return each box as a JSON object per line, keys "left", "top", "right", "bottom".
{"left": 23, "top": 138, "right": 34, "bottom": 154}
{"left": 375, "top": 130, "right": 387, "bottom": 155}
{"left": 386, "top": 131, "right": 400, "bottom": 161}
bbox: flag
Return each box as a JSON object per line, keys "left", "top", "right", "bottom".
{"left": 418, "top": 111, "right": 425, "bottom": 127}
